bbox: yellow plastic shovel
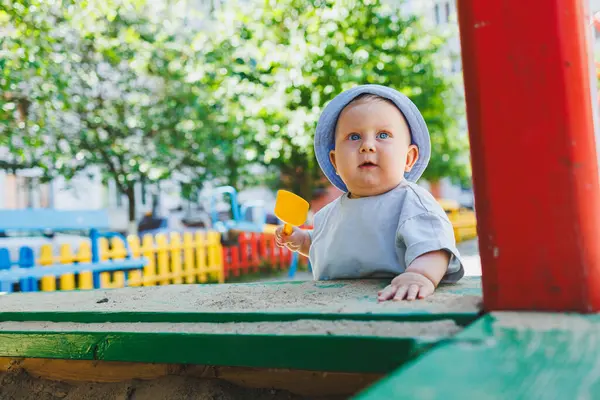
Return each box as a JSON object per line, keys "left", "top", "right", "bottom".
{"left": 274, "top": 190, "right": 310, "bottom": 235}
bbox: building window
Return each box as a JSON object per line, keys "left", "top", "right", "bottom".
{"left": 434, "top": 3, "right": 441, "bottom": 25}
{"left": 445, "top": 1, "right": 451, "bottom": 23}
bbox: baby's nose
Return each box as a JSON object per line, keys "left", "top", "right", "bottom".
{"left": 360, "top": 141, "right": 376, "bottom": 153}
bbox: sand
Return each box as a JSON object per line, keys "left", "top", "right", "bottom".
{"left": 0, "top": 279, "right": 482, "bottom": 315}
{"left": 493, "top": 312, "right": 595, "bottom": 332}
{"left": 0, "top": 319, "right": 461, "bottom": 338}
{"left": 0, "top": 369, "right": 339, "bottom": 400}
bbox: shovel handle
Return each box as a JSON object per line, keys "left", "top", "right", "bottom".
{"left": 283, "top": 224, "right": 293, "bottom": 235}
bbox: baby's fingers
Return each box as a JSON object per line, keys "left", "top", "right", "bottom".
{"left": 405, "top": 284, "right": 420, "bottom": 301}
{"left": 417, "top": 284, "right": 435, "bottom": 299}
{"left": 274, "top": 226, "right": 284, "bottom": 240}
{"left": 274, "top": 236, "right": 285, "bottom": 248}
{"left": 377, "top": 285, "right": 397, "bottom": 302}
{"left": 393, "top": 285, "right": 409, "bottom": 301}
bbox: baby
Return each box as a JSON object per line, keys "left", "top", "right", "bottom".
{"left": 275, "top": 85, "right": 464, "bottom": 301}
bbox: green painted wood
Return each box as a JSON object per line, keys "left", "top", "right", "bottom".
{"left": 0, "top": 278, "right": 482, "bottom": 325}
{"left": 0, "top": 279, "right": 481, "bottom": 374}
{"left": 0, "top": 331, "right": 436, "bottom": 374}
{"left": 0, "top": 310, "right": 478, "bottom": 325}
{"left": 355, "top": 312, "right": 600, "bottom": 399}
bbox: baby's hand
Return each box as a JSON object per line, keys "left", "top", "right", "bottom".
{"left": 377, "top": 272, "right": 435, "bottom": 302}
{"left": 274, "top": 226, "right": 309, "bottom": 253}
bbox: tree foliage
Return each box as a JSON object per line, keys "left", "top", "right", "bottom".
{"left": 1, "top": 0, "right": 470, "bottom": 222}
{"left": 1, "top": 0, "right": 219, "bottom": 224}
{"left": 209, "top": 0, "right": 470, "bottom": 198}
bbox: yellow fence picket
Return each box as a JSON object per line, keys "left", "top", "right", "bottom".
{"left": 110, "top": 238, "right": 127, "bottom": 288}
{"left": 39, "top": 244, "right": 56, "bottom": 292}
{"left": 127, "top": 235, "right": 143, "bottom": 287}
{"left": 183, "top": 232, "right": 196, "bottom": 284}
{"left": 59, "top": 244, "right": 76, "bottom": 291}
{"left": 28, "top": 229, "right": 226, "bottom": 293}
{"left": 155, "top": 234, "right": 170, "bottom": 285}
{"left": 195, "top": 231, "right": 208, "bottom": 283}
{"left": 77, "top": 242, "right": 93, "bottom": 290}
{"left": 141, "top": 235, "right": 157, "bottom": 286}
{"left": 207, "top": 231, "right": 224, "bottom": 283}
{"left": 169, "top": 233, "right": 183, "bottom": 284}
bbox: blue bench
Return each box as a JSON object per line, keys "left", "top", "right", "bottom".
{"left": 0, "top": 209, "right": 146, "bottom": 292}
{"left": 0, "top": 258, "right": 146, "bottom": 293}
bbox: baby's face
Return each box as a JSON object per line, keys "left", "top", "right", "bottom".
{"left": 329, "top": 99, "right": 418, "bottom": 198}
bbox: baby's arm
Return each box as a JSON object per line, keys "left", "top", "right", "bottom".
{"left": 405, "top": 250, "right": 449, "bottom": 286}
{"left": 378, "top": 250, "right": 449, "bottom": 302}
{"left": 379, "top": 208, "right": 464, "bottom": 302}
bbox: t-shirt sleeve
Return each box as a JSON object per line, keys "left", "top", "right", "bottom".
{"left": 396, "top": 211, "right": 464, "bottom": 283}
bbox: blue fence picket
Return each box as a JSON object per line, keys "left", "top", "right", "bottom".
{"left": 18, "top": 247, "right": 37, "bottom": 292}
{"left": 0, "top": 248, "right": 13, "bottom": 293}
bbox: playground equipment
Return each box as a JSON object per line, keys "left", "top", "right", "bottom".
{"left": 207, "top": 186, "right": 276, "bottom": 237}
{"left": 1, "top": 228, "right": 299, "bottom": 292}
{"left": 0, "top": 209, "right": 145, "bottom": 292}
{"left": 0, "top": 0, "right": 597, "bottom": 398}
{"left": 206, "top": 185, "right": 304, "bottom": 271}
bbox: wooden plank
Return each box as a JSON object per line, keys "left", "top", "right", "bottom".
{"left": 0, "top": 259, "right": 145, "bottom": 283}
{"left": 0, "top": 358, "right": 382, "bottom": 397}
{"left": 0, "top": 209, "right": 110, "bottom": 230}
{"left": 0, "top": 278, "right": 482, "bottom": 325}
{"left": 0, "top": 319, "right": 460, "bottom": 373}
{"left": 457, "top": 0, "right": 600, "bottom": 311}
{"left": 356, "top": 312, "right": 600, "bottom": 399}
{"left": 0, "top": 280, "right": 480, "bottom": 374}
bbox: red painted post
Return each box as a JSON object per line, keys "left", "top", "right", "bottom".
{"left": 239, "top": 233, "right": 248, "bottom": 273}
{"left": 230, "top": 246, "right": 240, "bottom": 277}
{"left": 222, "top": 247, "right": 231, "bottom": 279}
{"left": 250, "top": 233, "right": 260, "bottom": 272}
{"left": 278, "top": 247, "right": 285, "bottom": 270}
{"left": 259, "top": 234, "right": 268, "bottom": 261}
{"left": 457, "top": 0, "right": 600, "bottom": 312}
{"left": 269, "top": 235, "right": 277, "bottom": 269}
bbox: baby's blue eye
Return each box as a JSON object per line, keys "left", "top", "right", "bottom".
{"left": 349, "top": 133, "right": 361, "bottom": 141}
{"left": 378, "top": 132, "right": 389, "bottom": 139}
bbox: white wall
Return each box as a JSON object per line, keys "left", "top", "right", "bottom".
{"left": 52, "top": 167, "right": 105, "bottom": 210}
{"left": 0, "top": 171, "right": 5, "bottom": 208}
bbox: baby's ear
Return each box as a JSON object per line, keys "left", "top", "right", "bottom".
{"left": 329, "top": 150, "right": 339, "bottom": 175}
{"left": 404, "top": 145, "right": 419, "bottom": 172}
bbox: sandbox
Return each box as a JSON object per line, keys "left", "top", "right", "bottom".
{"left": 0, "top": 278, "right": 482, "bottom": 398}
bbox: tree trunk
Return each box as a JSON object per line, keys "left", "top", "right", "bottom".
{"left": 429, "top": 180, "right": 442, "bottom": 199}
{"left": 126, "top": 185, "right": 138, "bottom": 236}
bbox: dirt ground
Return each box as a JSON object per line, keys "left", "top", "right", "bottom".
{"left": 0, "top": 369, "right": 345, "bottom": 400}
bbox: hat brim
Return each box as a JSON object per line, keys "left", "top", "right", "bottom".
{"left": 314, "top": 84, "right": 431, "bottom": 192}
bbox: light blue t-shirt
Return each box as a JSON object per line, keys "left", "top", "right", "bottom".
{"left": 308, "top": 180, "right": 464, "bottom": 282}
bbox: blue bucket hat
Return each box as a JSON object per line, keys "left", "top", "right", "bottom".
{"left": 314, "top": 84, "right": 431, "bottom": 192}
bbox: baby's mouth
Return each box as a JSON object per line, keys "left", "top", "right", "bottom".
{"left": 359, "top": 161, "right": 378, "bottom": 169}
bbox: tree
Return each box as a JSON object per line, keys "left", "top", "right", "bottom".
{"left": 1, "top": 0, "right": 219, "bottom": 232}
{"left": 2, "top": 0, "right": 470, "bottom": 221}
{"left": 212, "top": 0, "right": 470, "bottom": 200}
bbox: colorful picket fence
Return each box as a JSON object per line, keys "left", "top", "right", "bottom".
{"left": 222, "top": 232, "right": 295, "bottom": 278}
{"left": 0, "top": 230, "right": 304, "bottom": 293}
